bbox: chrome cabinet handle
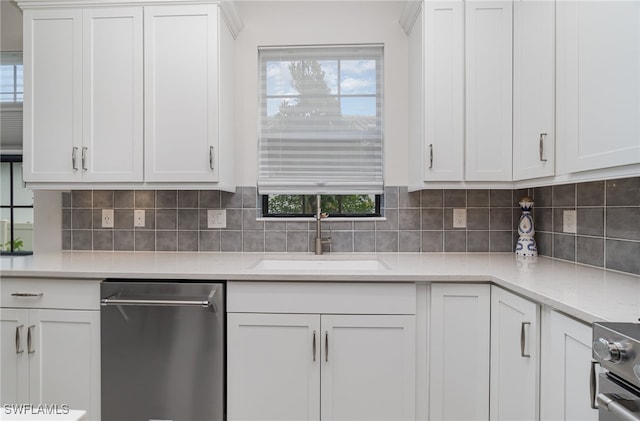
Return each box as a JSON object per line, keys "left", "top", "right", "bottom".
{"left": 325, "top": 331, "right": 329, "bottom": 362}
{"left": 81, "top": 147, "right": 88, "bottom": 171}
{"left": 597, "top": 393, "right": 639, "bottom": 421}
{"left": 539, "top": 133, "right": 548, "bottom": 162}
{"left": 72, "top": 147, "right": 78, "bottom": 171}
{"left": 209, "top": 146, "right": 214, "bottom": 170}
{"left": 312, "top": 330, "right": 317, "bottom": 362}
{"left": 11, "top": 292, "right": 44, "bottom": 298}
{"left": 428, "top": 144, "right": 433, "bottom": 169}
{"left": 101, "top": 289, "right": 217, "bottom": 311}
{"left": 16, "top": 325, "right": 24, "bottom": 354}
{"left": 27, "top": 325, "right": 35, "bottom": 354}
{"left": 520, "top": 322, "right": 531, "bottom": 358}
{"left": 590, "top": 361, "right": 600, "bottom": 409}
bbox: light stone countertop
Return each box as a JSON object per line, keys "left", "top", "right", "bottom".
{"left": 1, "top": 251, "right": 639, "bottom": 324}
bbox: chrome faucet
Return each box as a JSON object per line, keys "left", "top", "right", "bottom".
{"left": 314, "top": 195, "right": 331, "bottom": 255}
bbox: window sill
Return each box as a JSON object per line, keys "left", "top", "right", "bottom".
{"left": 257, "top": 216, "right": 386, "bottom": 222}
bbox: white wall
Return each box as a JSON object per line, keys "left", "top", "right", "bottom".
{"left": 233, "top": 1, "right": 409, "bottom": 187}
{"left": 1, "top": 0, "right": 23, "bottom": 51}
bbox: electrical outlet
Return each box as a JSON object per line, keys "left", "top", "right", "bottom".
{"left": 563, "top": 210, "right": 577, "bottom": 233}
{"left": 134, "top": 209, "right": 145, "bottom": 227}
{"left": 453, "top": 208, "right": 467, "bottom": 228}
{"left": 102, "top": 209, "right": 114, "bottom": 228}
{"left": 208, "top": 209, "right": 226, "bottom": 229}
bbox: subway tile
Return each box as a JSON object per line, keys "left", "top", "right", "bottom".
{"left": 576, "top": 236, "right": 604, "bottom": 268}
{"left": 490, "top": 189, "right": 512, "bottom": 207}
{"left": 533, "top": 208, "right": 553, "bottom": 232}
{"left": 606, "top": 177, "right": 640, "bottom": 207}
{"left": 375, "top": 231, "right": 398, "bottom": 252}
{"left": 490, "top": 208, "right": 512, "bottom": 231}
{"left": 399, "top": 209, "right": 421, "bottom": 230}
{"left": 114, "top": 191, "right": 134, "bottom": 208}
{"left": 243, "top": 209, "right": 264, "bottom": 231}
{"left": 490, "top": 231, "right": 514, "bottom": 252}
{"left": 221, "top": 231, "right": 243, "bottom": 252}
{"left": 134, "top": 231, "right": 155, "bottom": 251}
{"left": 354, "top": 221, "right": 375, "bottom": 230}
{"left": 536, "top": 231, "right": 552, "bottom": 257}
{"left": 552, "top": 184, "right": 576, "bottom": 207}
{"left": 553, "top": 208, "right": 575, "bottom": 233}
{"left": 72, "top": 230, "right": 92, "bottom": 250}
{"left": 134, "top": 190, "right": 155, "bottom": 208}
{"left": 354, "top": 231, "right": 375, "bottom": 253}
{"left": 513, "top": 189, "right": 530, "bottom": 204}
{"left": 265, "top": 231, "right": 286, "bottom": 253}
{"left": 421, "top": 231, "right": 444, "bottom": 252}
{"left": 243, "top": 230, "right": 265, "bottom": 252}
{"left": 421, "top": 209, "right": 444, "bottom": 230}
{"left": 577, "top": 208, "right": 604, "bottom": 237}
{"left": 199, "top": 231, "right": 221, "bottom": 252}
{"left": 156, "top": 209, "right": 177, "bottom": 230}
{"left": 221, "top": 188, "right": 242, "bottom": 208}
{"left": 577, "top": 181, "right": 605, "bottom": 207}
{"left": 444, "top": 190, "right": 466, "bottom": 207}
{"left": 399, "top": 186, "right": 421, "bottom": 208}
{"left": 399, "top": 231, "right": 421, "bottom": 252}
{"left": 93, "top": 230, "right": 113, "bottom": 251}
{"left": 606, "top": 240, "right": 640, "bottom": 275}
{"left": 200, "top": 190, "right": 221, "bottom": 208}
{"left": 533, "top": 186, "right": 552, "bottom": 207}
{"left": 62, "top": 230, "right": 71, "bottom": 250}
{"left": 156, "top": 231, "right": 177, "bottom": 251}
{"left": 157, "top": 191, "right": 177, "bottom": 209}
{"left": 467, "top": 231, "right": 490, "bottom": 252}
{"left": 242, "top": 186, "right": 258, "bottom": 208}
{"left": 114, "top": 209, "right": 134, "bottom": 230}
{"left": 61, "top": 192, "right": 71, "bottom": 208}
{"left": 178, "top": 191, "right": 198, "bottom": 208}
{"left": 72, "top": 209, "right": 93, "bottom": 229}
{"left": 264, "top": 221, "right": 287, "bottom": 231}
{"left": 136, "top": 209, "right": 155, "bottom": 230}
{"left": 606, "top": 207, "right": 640, "bottom": 241}
{"left": 331, "top": 231, "right": 354, "bottom": 253}
{"left": 384, "top": 186, "right": 399, "bottom": 209}
{"left": 286, "top": 231, "right": 309, "bottom": 253}
{"left": 421, "top": 189, "right": 443, "bottom": 207}
{"left": 178, "top": 209, "right": 199, "bottom": 231}
{"left": 467, "top": 208, "right": 489, "bottom": 230}
{"left": 443, "top": 208, "right": 462, "bottom": 230}
{"left": 329, "top": 221, "right": 353, "bottom": 231}
{"left": 553, "top": 234, "right": 575, "bottom": 262}
{"left": 286, "top": 221, "right": 308, "bottom": 231}
{"left": 178, "top": 231, "right": 199, "bottom": 252}
{"left": 467, "top": 190, "right": 489, "bottom": 207}
{"left": 376, "top": 209, "right": 398, "bottom": 230}
{"left": 114, "top": 230, "right": 134, "bottom": 251}
{"left": 444, "top": 231, "right": 466, "bottom": 252}
{"left": 93, "top": 190, "right": 113, "bottom": 208}
{"left": 225, "top": 209, "right": 243, "bottom": 230}
{"left": 72, "top": 191, "right": 92, "bottom": 208}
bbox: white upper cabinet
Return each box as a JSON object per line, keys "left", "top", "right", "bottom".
{"left": 512, "top": 0, "right": 555, "bottom": 181}
{"left": 556, "top": 0, "right": 640, "bottom": 174}
{"left": 465, "top": 0, "right": 513, "bottom": 181}
{"left": 408, "top": 0, "right": 465, "bottom": 187}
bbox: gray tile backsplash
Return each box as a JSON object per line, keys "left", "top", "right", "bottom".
{"left": 61, "top": 176, "right": 640, "bottom": 276}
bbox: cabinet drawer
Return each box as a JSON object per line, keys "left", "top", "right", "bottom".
{"left": 227, "top": 282, "right": 416, "bottom": 315}
{"left": 1, "top": 278, "right": 101, "bottom": 310}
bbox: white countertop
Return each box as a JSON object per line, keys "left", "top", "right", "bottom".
{"left": 2, "top": 251, "right": 639, "bottom": 324}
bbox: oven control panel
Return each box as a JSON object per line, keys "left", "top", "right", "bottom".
{"left": 593, "top": 322, "right": 640, "bottom": 386}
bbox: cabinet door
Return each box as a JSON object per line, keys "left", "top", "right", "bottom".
{"left": 465, "top": 0, "right": 513, "bottom": 181}
{"left": 321, "top": 315, "right": 415, "bottom": 421}
{"left": 557, "top": 1, "right": 640, "bottom": 174}
{"left": 23, "top": 9, "right": 82, "bottom": 182}
{"left": 513, "top": 0, "right": 555, "bottom": 180}
{"left": 423, "top": 0, "right": 464, "bottom": 182}
{"left": 0, "top": 309, "right": 29, "bottom": 404}
{"left": 144, "top": 5, "right": 220, "bottom": 182}
{"left": 227, "top": 313, "right": 320, "bottom": 421}
{"left": 82, "top": 7, "right": 143, "bottom": 182}
{"left": 28, "top": 309, "right": 100, "bottom": 419}
{"left": 430, "top": 284, "right": 490, "bottom": 421}
{"left": 541, "top": 310, "right": 598, "bottom": 421}
{"left": 490, "top": 286, "right": 539, "bottom": 421}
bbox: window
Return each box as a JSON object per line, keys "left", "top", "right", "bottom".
{"left": 0, "top": 52, "right": 23, "bottom": 103}
{"left": 258, "top": 45, "right": 384, "bottom": 217}
{"left": 1, "top": 156, "right": 34, "bottom": 254}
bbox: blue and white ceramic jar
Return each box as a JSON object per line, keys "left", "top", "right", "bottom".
{"left": 515, "top": 196, "right": 538, "bottom": 257}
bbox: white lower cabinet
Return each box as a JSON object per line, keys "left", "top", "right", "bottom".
{"left": 227, "top": 282, "right": 416, "bottom": 421}
{"left": 429, "top": 283, "right": 491, "bottom": 421}
{"left": 0, "top": 279, "right": 101, "bottom": 420}
{"left": 541, "top": 309, "right": 598, "bottom": 421}
{"left": 490, "top": 286, "right": 540, "bottom": 421}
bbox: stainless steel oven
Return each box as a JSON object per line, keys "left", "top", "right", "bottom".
{"left": 101, "top": 280, "right": 225, "bottom": 421}
{"left": 593, "top": 322, "right": 640, "bottom": 421}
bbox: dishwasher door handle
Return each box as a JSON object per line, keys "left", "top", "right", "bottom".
{"left": 101, "top": 289, "right": 217, "bottom": 311}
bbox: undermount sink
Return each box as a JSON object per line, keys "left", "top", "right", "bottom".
{"left": 251, "top": 257, "right": 388, "bottom": 271}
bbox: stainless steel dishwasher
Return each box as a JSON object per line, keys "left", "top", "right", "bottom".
{"left": 100, "top": 280, "right": 225, "bottom": 421}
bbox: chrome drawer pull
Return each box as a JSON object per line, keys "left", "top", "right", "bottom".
{"left": 16, "top": 325, "right": 24, "bottom": 354}
{"left": 325, "top": 331, "right": 329, "bottom": 362}
{"left": 27, "top": 325, "right": 35, "bottom": 354}
{"left": 590, "top": 361, "right": 600, "bottom": 409}
{"left": 312, "top": 330, "right": 317, "bottom": 362}
{"left": 520, "top": 321, "right": 531, "bottom": 358}
{"left": 11, "top": 293, "right": 44, "bottom": 298}
{"left": 539, "top": 133, "right": 548, "bottom": 162}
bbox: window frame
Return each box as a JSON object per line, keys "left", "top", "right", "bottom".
{"left": 261, "top": 194, "right": 382, "bottom": 218}
{"left": 1, "top": 155, "right": 34, "bottom": 255}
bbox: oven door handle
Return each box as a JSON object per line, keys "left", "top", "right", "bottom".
{"left": 591, "top": 360, "right": 600, "bottom": 409}
{"left": 597, "top": 393, "right": 640, "bottom": 421}
{"left": 101, "top": 289, "right": 217, "bottom": 311}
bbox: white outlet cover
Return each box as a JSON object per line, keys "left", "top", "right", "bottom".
{"left": 102, "top": 209, "right": 114, "bottom": 228}
{"left": 208, "top": 209, "right": 227, "bottom": 229}
{"left": 453, "top": 208, "right": 467, "bottom": 228}
{"left": 563, "top": 210, "right": 577, "bottom": 234}
{"left": 134, "top": 209, "right": 145, "bottom": 227}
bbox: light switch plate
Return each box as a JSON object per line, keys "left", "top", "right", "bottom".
{"left": 102, "top": 209, "right": 114, "bottom": 228}
{"left": 563, "top": 210, "right": 577, "bottom": 233}
{"left": 208, "top": 209, "right": 226, "bottom": 229}
{"left": 134, "top": 210, "right": 145, "bottom": 227}
{"left": 453, "top": 209, "right": 467, "bottom": 228}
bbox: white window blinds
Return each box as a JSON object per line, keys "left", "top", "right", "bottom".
{"left": 258, "top": 45, "right": 384, "bottom": 195}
